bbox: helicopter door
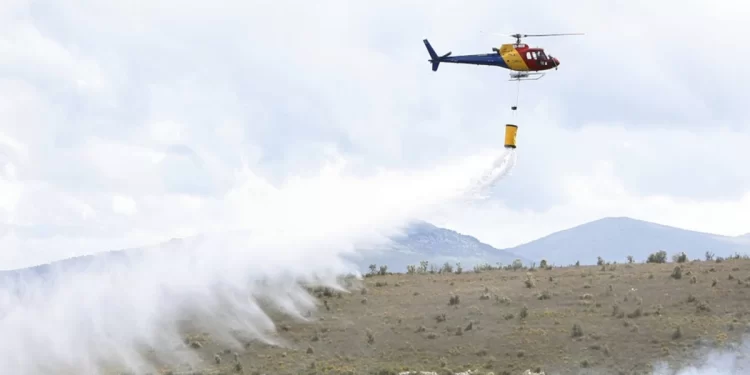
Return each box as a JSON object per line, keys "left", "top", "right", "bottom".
{"left": 525, "top": 51, "right": 541, "bottom": 70}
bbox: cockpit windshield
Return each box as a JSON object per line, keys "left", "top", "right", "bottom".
{"left": 538, "top": 51, "right": 548, "bottom": 60}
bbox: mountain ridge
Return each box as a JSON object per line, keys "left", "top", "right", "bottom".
{"left": 344, "top": 220, "right": 529, "bottom": 272}
{"left": 501, "top": 216, "right": 750, "bottom": 266}
{"left": 0, "top": 222, "right": 527, "bottom": 277}
{"left": 2, "top": 216, "right": 747, "bottom": 277}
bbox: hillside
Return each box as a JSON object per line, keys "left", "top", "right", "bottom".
{"left": 503, "top": 217, "right": 750, "bottom": 266}
{"left": 83, "top": 257, "right": 750, "bottom": 375}
{"left": 5, "top": 219, "right": 750, "bottom": 374}
{"left": 344, "top": 221, "right": 529, "bottom": 274}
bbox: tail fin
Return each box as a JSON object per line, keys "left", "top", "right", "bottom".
{"left": 423, "top": 39, "right": 451, "bottom": 72}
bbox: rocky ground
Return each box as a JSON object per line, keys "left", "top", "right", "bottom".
{"left": 114, "top": 256, "right": 750, "bottom": 375}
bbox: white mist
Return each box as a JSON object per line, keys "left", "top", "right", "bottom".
{"left": 0, "top": 149, "right": 509, "bottom": 374}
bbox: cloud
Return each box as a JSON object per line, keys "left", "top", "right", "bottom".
{"left": 1, "top": 1, "right": 749, "bottom": 262}
{"left": 1, "top": 1, "right": 749, "bottom": 374}
{"left": 111, "top": 195, "right": 137, "bottom": 216}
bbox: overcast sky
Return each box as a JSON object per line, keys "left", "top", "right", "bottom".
{"left": 1, "top": 0, "right": 749, "bottom": 269}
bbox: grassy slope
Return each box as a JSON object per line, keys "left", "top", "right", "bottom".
{"left": 118, "top": 257, "right": 750, "bottom": 375}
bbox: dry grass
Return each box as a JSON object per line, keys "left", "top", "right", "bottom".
{"left": 111, "top": 258, "right": 750, "bottom": 375}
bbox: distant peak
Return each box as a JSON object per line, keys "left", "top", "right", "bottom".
{"left": 406, "top": 220, "right": 436, "bottom": 229}
{"left": 594, "top": 216, "right": 645, "bottom": 223}
{"left": 583, "top": 216, "right": 692, "bottom": 231}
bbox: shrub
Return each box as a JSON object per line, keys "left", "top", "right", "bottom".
{"left": 524, "top": 273, "right": 536, "bottom": 288}
{"left": 473, "top": 263, "right": 496, "bottom": 272}
{"left": 647, "top": 250, "right": 667, "bottom": 263}
{"left": 378, "top": 265, "right": 388, "bottom": 275}
{"left": 440, "top": 262, "right": 453, "bottom": 274}
{"left": 519, "top": 305, "right": 528, "bottom": 319}
{"left": 512, "top": 259, "right": 524, "bottom": 271}
{"left": 671, "top": 266, "right": 682, "bottom": 279}
{"left": 536, "top": 290, "right": 552, "bottom": 300}
{"left": 672, "top": 326, "right": 683, "bottom": 340}
{"left": 672, "top": 252, "right": 688, "bottom": 263}
{"left": 572, "top": 323, "right": 584, "bottom": 338}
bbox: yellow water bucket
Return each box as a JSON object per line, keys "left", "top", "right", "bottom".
{"left": 504, "top": 124, "right": 518, "bottom": 148}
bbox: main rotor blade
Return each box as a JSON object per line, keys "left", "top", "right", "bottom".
{"left": 480, "top": 32, "right": 585, "bottom": 42}
{"left": 515, "top": 33, "right": 585, "bottom": 37}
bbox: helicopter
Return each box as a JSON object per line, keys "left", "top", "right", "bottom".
{"left": 423, "top": 33, "right": 583, "bottom": 81}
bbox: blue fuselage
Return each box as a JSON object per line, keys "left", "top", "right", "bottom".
{"left": 439, "top": 53, "right": 509, "bottom": 69}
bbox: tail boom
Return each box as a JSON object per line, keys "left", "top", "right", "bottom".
{"left": 423, "top": 39, "right": 508, "bottom": 71}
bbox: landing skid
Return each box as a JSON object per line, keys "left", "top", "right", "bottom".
{"left": 508, "top": 72, "right": 545, "bottom": 81}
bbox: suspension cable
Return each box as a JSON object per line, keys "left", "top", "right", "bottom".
{"left": 515, "top": 78, "right": 520, "bottom": 109}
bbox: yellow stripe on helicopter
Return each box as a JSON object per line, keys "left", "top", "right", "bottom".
{"left": 498, "top": 44, "right": 529, "bottom": 71}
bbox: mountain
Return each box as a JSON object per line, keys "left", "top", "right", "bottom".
{"left": 0, "top": 239, "right": 185, "bottom": 286}
{"left": 503, "top": 217, "right": 750, "bottom": 266}
{"left": 0, "top": 223, "right": 527, "bottom": 280}
{"left": 5, "top": 217, "right": 744, "bottom": 279}
{"left": 344, "top": 221, "right": 529, "bottom": 273}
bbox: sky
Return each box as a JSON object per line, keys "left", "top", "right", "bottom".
{"left": 1, "top": 0, "right": 750, "bottom": 269}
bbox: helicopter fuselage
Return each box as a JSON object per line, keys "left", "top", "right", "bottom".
{"left": 434, "top": 43, "right": 560, "bottom": 72}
